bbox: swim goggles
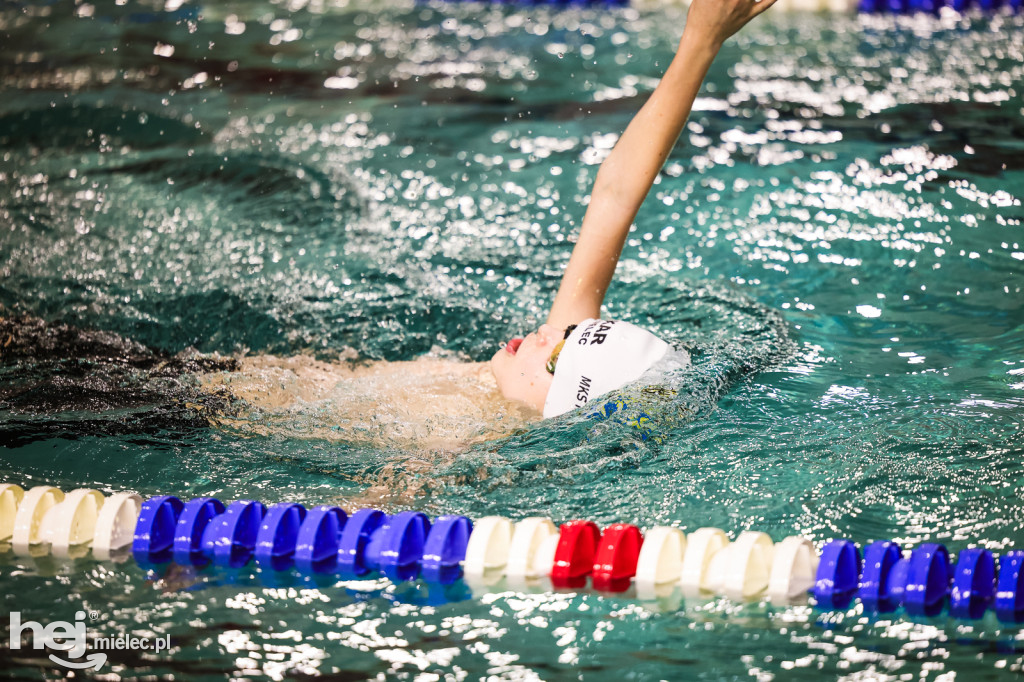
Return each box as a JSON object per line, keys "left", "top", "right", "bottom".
{"left": 545, "top": 324, "right": 577, "bottom": 375}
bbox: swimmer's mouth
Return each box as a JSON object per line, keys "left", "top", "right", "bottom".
{"left": 505, "top": 338, "right": 523, "bottom": 355}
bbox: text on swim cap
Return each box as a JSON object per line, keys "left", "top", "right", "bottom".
{"left": 575, "top": 376, "right": 592, "bottom": 406}
{"left": 577, "top": 320, "right": 613, "bottom": 346}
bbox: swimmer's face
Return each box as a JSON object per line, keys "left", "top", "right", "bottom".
{"left": 490, "top": 323, "right": 562, "bottom": 414}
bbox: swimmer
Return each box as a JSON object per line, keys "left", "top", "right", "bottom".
{"left": 1, "top": 0, "right": 778, "bottom": 453}
{"left": 199, "top": 0, "right": 779, "bottom": 449}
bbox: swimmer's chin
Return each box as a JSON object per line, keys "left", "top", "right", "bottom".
{"left": 477, "top": 364, "right": 544, "bottom": 419}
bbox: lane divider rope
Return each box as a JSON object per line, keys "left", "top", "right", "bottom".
{"left": 1, "top": 483, "right": 1021, "bottom": 622}
{"left": 858, "top": 0, "right": 1022, "bottom": 12}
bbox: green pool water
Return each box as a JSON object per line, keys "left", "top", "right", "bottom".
{"left": 2, "top": 0, "right": 1024, "bottom": 678}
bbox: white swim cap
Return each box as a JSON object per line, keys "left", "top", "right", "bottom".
{"left": 542, "top": 319, "right": 674, "bottom": 419}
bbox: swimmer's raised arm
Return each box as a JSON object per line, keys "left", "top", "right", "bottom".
{"left": 546, "top": 0, "right": 777, "bottom": 329}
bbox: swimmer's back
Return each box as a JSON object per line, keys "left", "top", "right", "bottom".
{"left": 198, "top": 353, "right": 536, "bottom": 451}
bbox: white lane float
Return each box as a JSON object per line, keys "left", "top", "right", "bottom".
{"left": 93, "top": 492, "right": 144, "bottom": 560}
{"left": 0, "top": 483, "right": 25, "bottom": 542}
{"left": 679, "top": 527, "right": 730, "bottom": 595}
{"left": 768, "top": 536, "right": 820, "bottom": 603}
{"left": 12, "top": 485, "right": 65, "bottom": 556}
{"left": 463, "top": 515, "right": 513, "bottom": 577}
{"left": 37, "top": 488, "right": 105, "bottom": 559}
{"left": 506, "top": 517, "right": 558, "bottom": 579}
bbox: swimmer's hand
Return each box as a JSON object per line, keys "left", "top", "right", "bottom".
{"left": 684, "top": 0, "right": 778, "bottom": 51}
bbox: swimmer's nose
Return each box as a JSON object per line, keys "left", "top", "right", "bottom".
{"left": 538, "top": 324, "right": 559, "bottom": 343}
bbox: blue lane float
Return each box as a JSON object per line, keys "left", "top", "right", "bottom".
{"left": 371, "top": 511, "right": 431, "bottom": 582}
{"left": 295, "top": 506, "right": 347, "bottom": 574}
{"left": 859, "top": 0, "right": 1022, "bottom": 11}
{"left": 859, "top": 540, "right": 902, "bottom": 612}
{"left": 814, "top": 540, "right": 861, "bottom": 609}
{"left": 338, "top": 508, "right": 387, "bottom": 577}
{"left": 200, "top": 500, "right": 266, "bottom": 568}
{"left": 422, "top": 515, "right": 473, "bottom": 584}
{"left": 255, "top": 503, "right": 307, "bottom": 571}
{"left": 901, "top": 543, "right": 951, "bottom": 617}
{"left": 951, "top": 548, "right": 996, "bottom": 620}
{"left": 173, "top": 497, "right": 225, "bottom": 565}
{"left": 996, "top": 551, "right": 1024, "bottom": 623}
{"left": 132, "top": 495, "right": 183, "bottom": 564}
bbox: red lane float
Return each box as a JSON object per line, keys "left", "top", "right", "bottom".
{"left": 592, "top": 523, "right": 643, "bottom": 592}
{"left": 551, "top": 520, "right": 600, "bottom": 588}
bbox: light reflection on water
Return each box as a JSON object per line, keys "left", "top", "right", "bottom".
{"left": 1, "top": 0, "right": 1023, "bottom": 678}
